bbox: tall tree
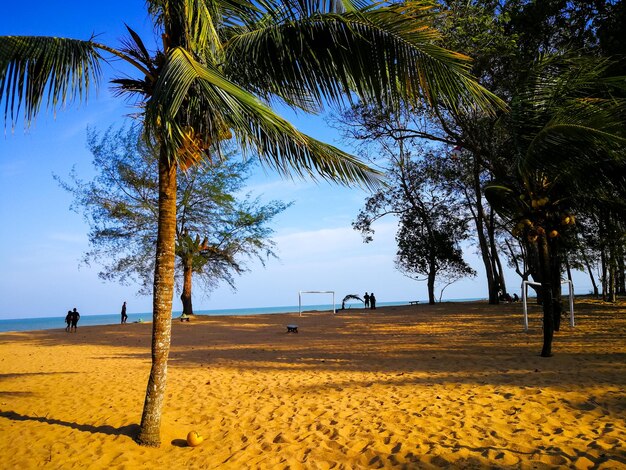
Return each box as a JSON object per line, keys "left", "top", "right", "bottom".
{"left": 359, "top": 0, "right": 626, "bottom": 304}
{"left": 1, "top": 0, "right": 499, "bottom": 445}
{"left": 485, "top": 55, "right": 626, "bottom": 356}
{"left": 57, "top": 126, "right": 288, "bottom": 314}
{"left": 345, "top": 109, "right": 476, "bottom": 303}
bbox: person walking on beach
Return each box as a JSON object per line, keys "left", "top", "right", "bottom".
{"left": 364, "top": 292, "right": 370, "bottom": 309}
{"left": 65, "top": 310, "right": 72, "bottom": 332}
{"left": 70, "top": 308, "right": 80, "bottom": 332}
{"left": 121, "top": 301, "right": 128, "bottom": 324}
{"left": 370, "top": 293, "right": 376, "bottom": 310}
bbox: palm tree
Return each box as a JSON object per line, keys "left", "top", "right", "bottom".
{"left": 485, "top": 55, "right": 626, "bottom": 357}
{"left": 1, "top": 0, "right": 500, "bottom": 446}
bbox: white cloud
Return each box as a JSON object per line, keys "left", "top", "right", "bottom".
{"left": 272, "top": 221, "right": 398, "bottom": 262}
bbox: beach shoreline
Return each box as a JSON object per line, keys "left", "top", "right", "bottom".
{"left": 0, "top": 300, "right": 430, "bottom": 334}
{"left": 1, "top": 300, "right": 624, "bottom": 469}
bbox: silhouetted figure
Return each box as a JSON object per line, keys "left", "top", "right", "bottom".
{"left": 370, "top": 293, "right": 376, "bottom": 310}
{"left": 513, "top": 293, "right": 520, "bottom": 302}
{"left": 70, "top": 308, "right": 80, "bottom": 332}
{"left": 121, "top": 301, "right": 128, "bottom": 324}
{"left": 65, "top": 310, "right": 72, "bottom": 332}
{"left": 364, "top": 292, "right": 370, "bottom": 308}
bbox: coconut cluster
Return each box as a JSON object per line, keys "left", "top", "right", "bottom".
{"left": 177, "top": 125, "right": 233, "bottom": 170}
{"left": 511, "top": 195, "right": 575, "bottom": 242}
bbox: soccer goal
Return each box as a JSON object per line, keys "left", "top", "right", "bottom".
{"left": 298, "top": 290, "right": 335, "bottom": 316}
{"left": 522, "top": 280, "right": 575, "bottom": 331}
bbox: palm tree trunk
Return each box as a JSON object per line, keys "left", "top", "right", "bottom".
{"left": 549, "top": 238, "right": 562, "bottom": 332}
{"left": 538, "top": 234, "right": 554, "bottom": 357}
{"left": 136, "top": 153, "right": 177, "bottom": 447}
{"left": 181, "top": 259, "right": 194, "bottom": 315}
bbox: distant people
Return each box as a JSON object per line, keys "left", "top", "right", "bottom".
{"left": 513, "top": 293, "right": 520, "bottom": 302}
{"left": 65, "top": 310, "right": 72, "bottom": 332}
{"left": 364, "top": 292, "right": 370, "bottom": 309}
{"left": 70, "top": 308, "right": 80, "bottom": 332}
{"left": 498, "top": 291, "right": 513, "bottom": 302}
{"left": 121, "top": 301, "right": 128, "bottom": 324}
{"left": 370, "top": 292, "right": 376, "bottom": 310}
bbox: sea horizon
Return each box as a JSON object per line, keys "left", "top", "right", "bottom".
{"left": 0, "top": 298, "right": 487, "bottom": 333}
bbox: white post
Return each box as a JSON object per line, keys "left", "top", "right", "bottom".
{"left": 569, "top": 284, "right": 575, "bottom": 327}
{"left": 522, "top": 282, "right": 529, "bottom": 331}
{"left": 561, "top": 280, "right": 575, "bottom": 327}
{"left": 523, "top": 280, "right": 575, "bottom": 331}
{"left": 522, "top": 280, "right": 542, "bottom": 331}
{"left": 298, "top": 290, "right": 335, "bottom": 316}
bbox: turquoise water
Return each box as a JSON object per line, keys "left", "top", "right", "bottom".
{"left": 0, "top": 300, "right": 433, "bottom": 333}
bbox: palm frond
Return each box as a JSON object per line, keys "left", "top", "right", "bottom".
{"left": 146, "top": 47, "right": 383, "bottom": 188}
{"left": 342, "top": 294, "right": 363, "bottom": 302}
{"left": 119, "top": 25, "right": 155, "bottom": 74}
{"left": 519, "top": 60, "right": 626, "bottom": 173}
{"left": 224, "top": 0, "right": 503, "bottom": 114}
{"left": 0, "top": 36, "right": 103, "bottom": 128}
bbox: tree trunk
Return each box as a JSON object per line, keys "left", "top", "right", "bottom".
{"left": 527, "top": 241, "right": 544, "bottom": 304}
{"left": 470, "top": 162, "right": 499, "bottom": 304}
{"left": 618, "top": 252, "right": 626, "bottom": 295}
{"left": 601, "top": 248, "right": 608, "bottom": 301}
{"left": 617, "top": 250, "right": 625, "bottom": 295}
{"left": 609, "top": 247, "right": 617, "bottom": 302}
{"left": 488, "top": 210, "right": 506, "bottom": 295}
{"left": 427, "top": 267, "right": 436, "bottom": 305}
{"left": 136, "top": 154, "right": 177, "bottom": 447}
{"left": 565, "top": 256, "right": 573, "bottom": 283}
{"left": 549, "top": 237, "right": 562, "bottom": 333}
{"left": 181, "top": 259, "right": 194, "bottom": 315}
{"left": 538, "top": 234, "right": 554, "bottom": 357}
{"left": 582, "top": 251, "right": 599, "bottom": 298}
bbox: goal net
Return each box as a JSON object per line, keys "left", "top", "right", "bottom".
{"left": 522, "top": 280, "right": 575, "bottom": 331}
{"left": 298, "top": 290, "right": 335, "bottom": 316}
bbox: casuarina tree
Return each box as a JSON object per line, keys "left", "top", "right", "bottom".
{"left": 57, "top": 126, "right": 288, "bottom": 315}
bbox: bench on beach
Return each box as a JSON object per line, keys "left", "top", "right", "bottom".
{"left": 180, "top": 314, "right": 190, "bottom": 322}
{"left": 286, "top": 324, "right": 298, "bottom": 333}
{"left": 409, "top": 301, "right": 420, "bottom": 306}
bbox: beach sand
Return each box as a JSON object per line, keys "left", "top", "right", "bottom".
{"left": 0, "top": 300, "right": 624, "bottom": 469}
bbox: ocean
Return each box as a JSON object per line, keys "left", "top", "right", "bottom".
{"left": 0, "top": 300, "right": 447, "bottom": 333}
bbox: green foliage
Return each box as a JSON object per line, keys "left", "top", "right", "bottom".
{"left": 57, "top": 126, "right": 289, "bottom": 296}
{"left": 0, "top": 36, "right": 102, "bottom": 128}
{"left": 1, "top": 1, "right": 502, "bottom": 187}
{"left": 0, "top": 0, "right": 519, "bottom": 443}
{"left": 485, "top": 55, "right": 626, "bottom": 236}
{"left": 348, "top": 115, "right": 477, "bottom": 301}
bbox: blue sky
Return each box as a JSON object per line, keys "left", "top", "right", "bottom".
{"left": 0, "top": 1, "right": 592, "bottom": 319}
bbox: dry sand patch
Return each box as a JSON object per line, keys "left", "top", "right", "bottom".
{"left": 1, "top": 300, "right": 624, "bottom": 469}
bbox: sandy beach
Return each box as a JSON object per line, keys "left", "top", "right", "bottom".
{"left": 0, "top": 299, "right": 624, "bottom": 469}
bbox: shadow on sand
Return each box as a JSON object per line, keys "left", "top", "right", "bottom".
{"left": 0, "top": 410, "right": 139, "bottom": 438}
